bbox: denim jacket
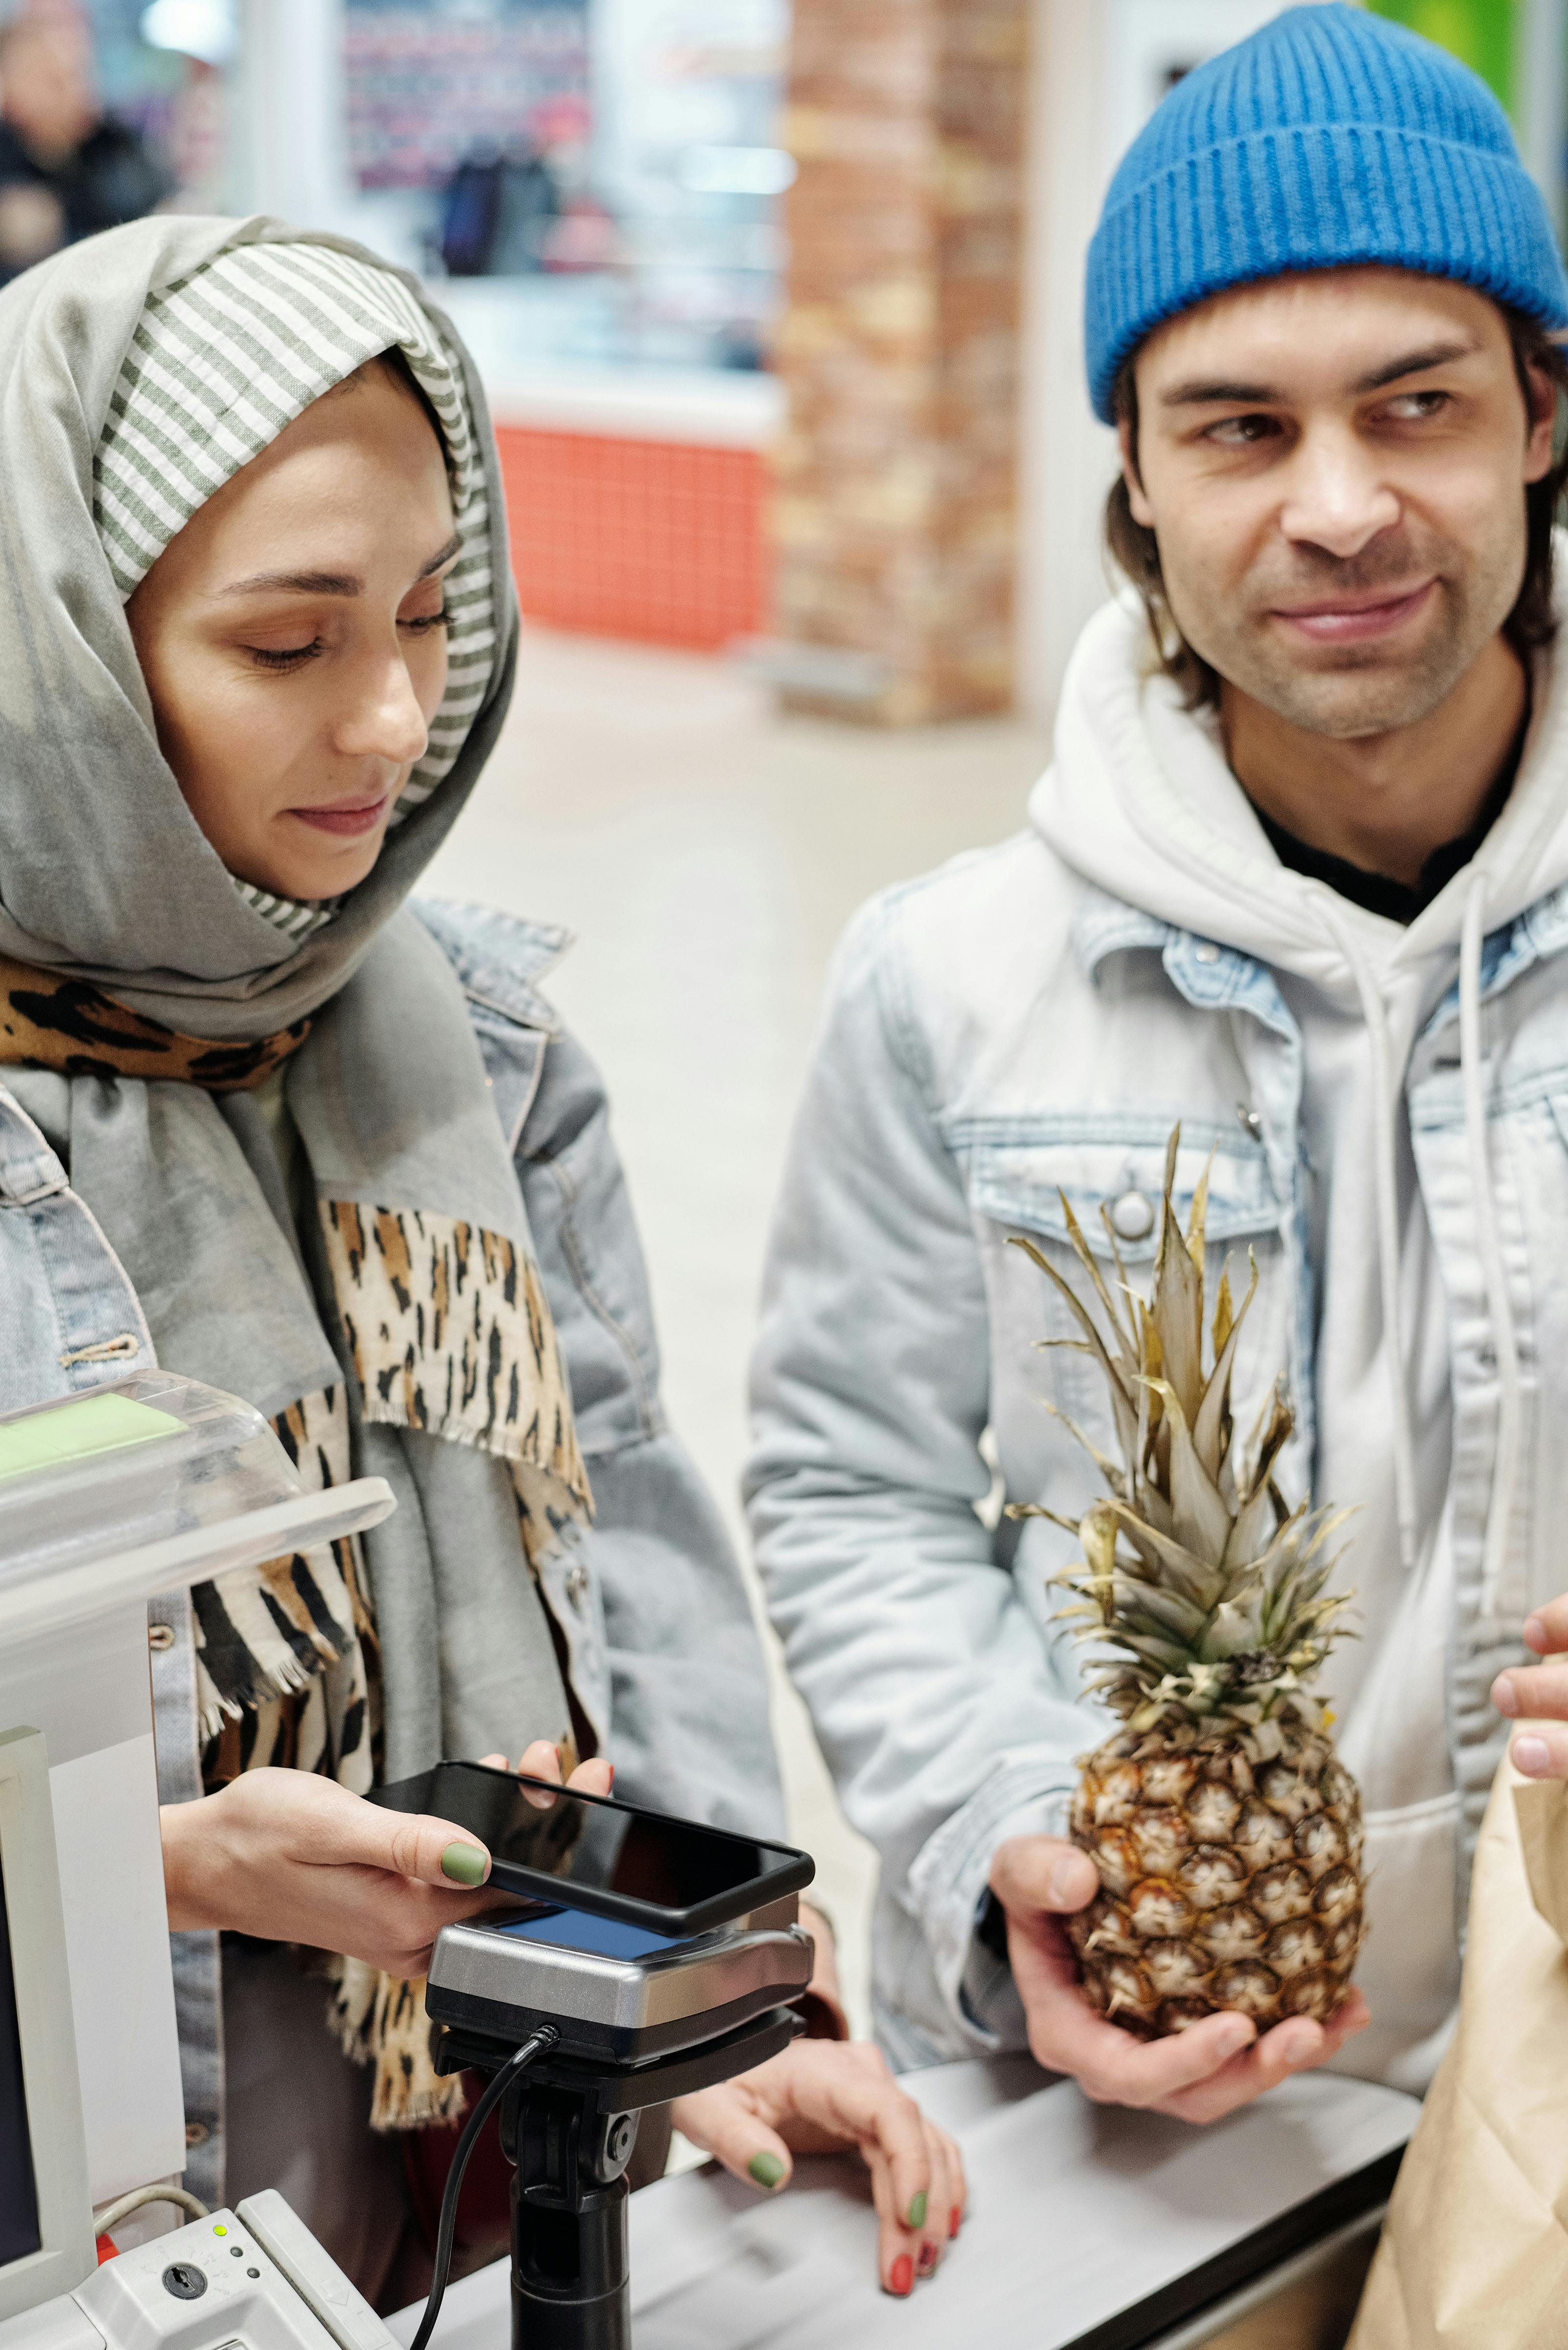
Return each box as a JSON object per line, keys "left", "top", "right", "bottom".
{"left": 0, "top": 899, "right": 782, "bottom": 2204}
{"left": 746, "top": 817, "right": 1568, "bottom": 2085}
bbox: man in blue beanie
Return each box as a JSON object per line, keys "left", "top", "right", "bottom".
{"left": 747, "top": 2, "right": 1568, "bottom": 2122}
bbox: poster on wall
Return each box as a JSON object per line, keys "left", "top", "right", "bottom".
{"left": 343, "top": 0, "right": 590, "bottom": 195}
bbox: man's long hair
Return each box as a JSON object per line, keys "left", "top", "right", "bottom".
{"left": 1103, "top": 304, "right": 1568, "bottom": 709}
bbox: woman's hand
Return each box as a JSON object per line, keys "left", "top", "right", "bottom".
{"left": 485, "top": 1741, "right": 613, "bottom": 1805}
{"left": 668, "top": 2040, "right": 966, "bottom": 2299}
{"left": 505, "top": 1769, "right": 963, "bottom": 2295}
{"left": 161, "top": 1767, "right": 497, "bottom": 1975}
{"left": 161, "top": 1741, "right": 612, "bottom": 1975}
{"left": 796, "top": 1899, "right": 851, "bottom": 2040}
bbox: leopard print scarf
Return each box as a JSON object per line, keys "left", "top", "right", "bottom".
{"left": 0, "top": 952, "right": 311, "bottom": 1089}
{"left": 0, "top": 943, "right": 593, "bottom": 2131}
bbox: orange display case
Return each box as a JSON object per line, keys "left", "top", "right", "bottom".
{"left": 494, "top": 424, "right": 769, "bottom": 652}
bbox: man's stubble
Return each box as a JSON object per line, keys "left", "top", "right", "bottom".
{"left": 1161, "top": 524, "right": 1527, "bottom": 742}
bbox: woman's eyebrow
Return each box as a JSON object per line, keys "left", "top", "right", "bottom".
{"left": 219, "top": 534, "right": 463, "bottom": 600}
{"left": 220, "top": 567, "right": 362, "bottom": 598}
{"left": 420, "top": 530, "right": 463, "bottom": 578}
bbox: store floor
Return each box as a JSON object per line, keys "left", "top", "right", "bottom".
{"left": 425, "top": 626, "right": 1052, "bottom": 2034}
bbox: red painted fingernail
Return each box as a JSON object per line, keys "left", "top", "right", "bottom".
{"left": 917, "top": 2242, "right": 937, "bottom": 2276}
{"left": 949, "top": 2206, "right": 961, "bottom": 2239}
{"left": 889, "top": 2254, "right": 913, "bottom": 2298}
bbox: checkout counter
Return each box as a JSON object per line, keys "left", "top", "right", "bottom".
{"left": 390, "top": 2055, "right": 1413, "bottom": 2350}
{"left": 0, "top": 1370, "right": 1417, "bottom": 2350}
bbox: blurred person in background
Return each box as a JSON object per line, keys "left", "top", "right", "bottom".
{"left": 749, "top": 1, "right": 1568, "bottom": 2130}
{"left": 0, "top": 6, "right": 169, "bottom": 282}
{"left": 438, "top": 140, "right": 559, "bottom": 278}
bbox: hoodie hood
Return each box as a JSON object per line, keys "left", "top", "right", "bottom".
{"left": 1031, "top": 583, "right": 1568, "bottom": 988}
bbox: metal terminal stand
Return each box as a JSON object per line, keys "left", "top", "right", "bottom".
{"left": 434, "top": 2006, "right": 802, "bottom": 2350}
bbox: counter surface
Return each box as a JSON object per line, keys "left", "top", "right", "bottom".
{"left": 388, "top": 2052, "right": 1417, "bottom": 2349}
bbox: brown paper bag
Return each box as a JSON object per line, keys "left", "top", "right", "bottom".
{"left": 1348, "top": 1733, "right": 1568, "bottom": 2350}
{"left": 1515, "top": 1775, "right": 1568, "bottom": 1941}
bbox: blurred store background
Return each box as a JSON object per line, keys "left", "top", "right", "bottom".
{"left": 3, "top": 0, "right": 1564, "bottom": 2030}
{"left": 5, "top": 0, "right": 1559, "bottom": 695}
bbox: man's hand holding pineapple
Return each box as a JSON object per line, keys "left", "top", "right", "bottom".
{"left": 987, "top": 1838, "right": 1370, "bottom": 2124}
{"left": 748, "top": 4, "right": 1568, "bottom": 2121}
{"left": 987, "top": 1151, "right": 1373, "bottom": 2120}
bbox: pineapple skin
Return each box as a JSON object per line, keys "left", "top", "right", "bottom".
{"left": 1067, "top": 1715, "right": 1365, "bottom": 2038}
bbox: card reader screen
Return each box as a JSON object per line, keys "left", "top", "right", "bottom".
{"left": 490, "top": 1906, "right": 694, "bottom": 1960}
{"left": 0, "top": 1860, "right": 41, "bottom": 2270}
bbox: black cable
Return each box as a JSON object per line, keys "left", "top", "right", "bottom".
{"left": 406, "top": 2024, "right": 560, "bottom": 2350}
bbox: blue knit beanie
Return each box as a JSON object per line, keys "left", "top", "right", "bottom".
{"left": 1084, "top": 2, "right": 1568, "bottom": 423}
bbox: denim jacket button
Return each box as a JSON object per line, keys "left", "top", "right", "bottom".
{"left": 148, "top": 1623, "right": 175, "bottom": 1652}
{"left": 1109, "top": 1189, "right": 1156, "bottom": 1241}
{"left": 1194, "top": 941, "right": 1221, "bottom": 964}
{"left": 566, "top": 1562, "right": 590, "bottom": 1607}
{"left": 184, "top": 2120, "right": 209, "bottom": 2147}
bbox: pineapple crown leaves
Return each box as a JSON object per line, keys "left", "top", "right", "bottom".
{"left": 1006, "top": 1127, "right": 1357, "bottom": 1731}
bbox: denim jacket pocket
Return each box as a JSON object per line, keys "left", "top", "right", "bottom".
{"left": 955, "top": 1115, "right": 1293, "bottom": 1507}
{"left": 960, "top": 1117, "right": 1281, "bottom": 1264}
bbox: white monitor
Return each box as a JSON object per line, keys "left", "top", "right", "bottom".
{"left": 0, "top": 1372, "right": 394, "bottom": 2209}
{"left": 0, "top": 1728, "right": 94, "bottom": 2324}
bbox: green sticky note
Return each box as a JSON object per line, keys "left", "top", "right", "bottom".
{"left": 0, "top": 1393, "right": 184, "bottom": 1483}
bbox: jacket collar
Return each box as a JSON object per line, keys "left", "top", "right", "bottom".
{"left": 1071, "top": 883, "right": 1296, "bottom": 1043}
{"left": 412, "top": 897, "right": 568, "bottom": 1033}
{"left": 1072, "top": 873, "right": 1568, "bottom": 1043}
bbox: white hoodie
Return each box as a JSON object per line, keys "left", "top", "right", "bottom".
{"left": 1035, "top": 594, "right": 1568, "bottom": 2081}
{"left": 749, "top": 589, "right": 1568, "bottom": 2083}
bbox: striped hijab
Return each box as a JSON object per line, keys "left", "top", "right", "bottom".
{"left": 0, "top": 220, "right": 593, "bottom": 2141}
{"left": 92, "top": 241, "right": 496, "bottom": 941}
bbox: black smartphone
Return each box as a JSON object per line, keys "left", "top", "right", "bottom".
{"left": 369, "top": 1759, "right": 814, "bottom": 1937}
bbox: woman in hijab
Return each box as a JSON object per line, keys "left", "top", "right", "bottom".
{"left": 0, "top": 216, "right": 962, "bottom": 2306}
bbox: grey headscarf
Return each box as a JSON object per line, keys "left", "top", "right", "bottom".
{"left": 0, "top": 213, "right": 512, "bottom": 1028}
{"left": 0, "top": 216, "right": 586, "bottom": 1800}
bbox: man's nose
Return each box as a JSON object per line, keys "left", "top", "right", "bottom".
{"left": 1277, "top": 425, "right": 1401, "bottom": 561}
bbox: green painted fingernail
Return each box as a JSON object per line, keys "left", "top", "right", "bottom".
{"left": 907, "top": 2192, "right": 927, "bottom": 2231}
{"left": 440, "top": 1842, "right": 487, "bottom": 1886}
{"left": 748, "top": 2153, "right": 785, "bottom": 2190}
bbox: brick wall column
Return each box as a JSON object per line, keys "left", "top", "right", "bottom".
{"left": 774, "top": 0, "right": 1028, "bottom": 725}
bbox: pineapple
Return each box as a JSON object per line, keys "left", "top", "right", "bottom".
{"left": 1010, "top": 1130, "right": 1365, "bottom": 2042}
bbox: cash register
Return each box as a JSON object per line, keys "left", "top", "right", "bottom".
{"left": 0, "top": 1370, "right": 400, "bottom": 2350}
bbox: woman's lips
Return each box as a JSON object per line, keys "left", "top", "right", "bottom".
{"left": 288, "top": 793, "right": 391, "bottom": 837}
{"left": 1270, "top": 579, "right": 1436, "bottom": 644}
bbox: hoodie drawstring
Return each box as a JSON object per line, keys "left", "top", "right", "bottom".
{"left": 1460, "top": 871, "right": 1522, "bottom": 1622}
{"left": 1309, "top": 876, "right": 1519, "bottom": 1606}
{"left": 1308, "top": 887, "right": 1419, "bottom": 1573}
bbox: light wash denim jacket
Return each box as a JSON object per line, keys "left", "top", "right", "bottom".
{"left": 0, "top": 900, "right": 782, "bottom": 2205}
{"left": 746, "top": 825, "right": 1568, "bottom": 2083}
